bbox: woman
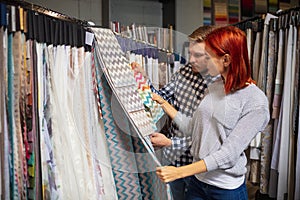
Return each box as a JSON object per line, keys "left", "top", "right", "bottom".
{"left": 153, "top": 26, "right": 270, "bottom": 200}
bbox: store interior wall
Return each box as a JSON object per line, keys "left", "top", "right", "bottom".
{"left": 27, "top": 0, "right": 103, "bottom": 25}
{"left": 110, "top": 0, "right": 163, "bottom": 28}
{"left": 175, "top": 0, "right": 203, "bottom": 36}
{"left": 27, "top": 0, "right": 204, "bottom": 36}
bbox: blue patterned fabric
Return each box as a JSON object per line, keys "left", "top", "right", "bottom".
{"left": 94, "top": 51, "right": 171, "bottom": 199}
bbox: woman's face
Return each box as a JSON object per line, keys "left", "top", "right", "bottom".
{"left": 205, "top": 46, "right": 229, "bottom": 79}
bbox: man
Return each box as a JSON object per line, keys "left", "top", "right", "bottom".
{"left": 132, "top": 25, "right": 215, "bottom": 200}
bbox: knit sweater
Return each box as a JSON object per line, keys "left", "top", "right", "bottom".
{"left": 173, "top": 78, "right": 270, "bottom": 189}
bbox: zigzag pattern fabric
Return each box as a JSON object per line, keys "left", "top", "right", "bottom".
{"left": 133, "top": 70, "right": 165, "bottom": 124}
{"left": 130, "top": 135, "right": 173, "bottom": 200}
{"left": 92, "top": 27, "right": 156, "bottom": 136}
{"left": 92, "top": 27, "right": 172, "bottom": 199}
{"left": 92, "top": 28, "right": 136, "bottom": 88}
{"left": 96, "top": 72, "right": 143, "bottom": 199}
{"left": 115, "top": 86, "right": 145, "bottom": 112}
{"left": 94, "top": 53, "right": 171, "bottom": 199}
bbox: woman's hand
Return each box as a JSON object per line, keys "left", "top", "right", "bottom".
{"left": 156, "top": 166, "right": 182, "bottom": 183}
{"left": 152, "top": 93, "right": 165, "bottom": 104}
{"left": 152, "top": 93, "right": 178, "bottom": 119}
{"left": 156, "top": 161, "right": 208, "bottom": 183}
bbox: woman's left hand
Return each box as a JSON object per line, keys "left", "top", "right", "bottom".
{"left": 156, "top": 166, "right": 182, "bottom": 183}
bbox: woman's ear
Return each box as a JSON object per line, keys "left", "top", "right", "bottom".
{"left": 223, "top": 54, "right": 231, "bottom": 67}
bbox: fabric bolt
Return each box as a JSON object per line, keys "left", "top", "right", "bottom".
{"left": 49, "top": 44, "right": 108, "bottom": 199}
{"left": 27, "top": 39, "right": 40, "bottom": 199}
{"left": 271, "top": 26, "right": 285, "bottom": 170}
{"left": 36, "top": 42, "right": 50, "bottom": 199}
{"left": 272, "top": 27, "right": 284, "bottom": 119}
{"left": 287, "top": 25, "right": 298, "bottom": 200}
{"left": 91, "top": 47, "right": 103, "bottom": 119}
{"left": 40, "top": 44, "right": 59, "bottom": 199}
{"left": 7, "top": 32, "right": 20, "bottom": 199}
{"left": 257, "top": 22, "right": 269, "bottom": 93}
{"left": 295, "top": 25, "right": 300, "bottom": 200}
{"left": 252, "top": 30, "right": 262, "bottom": 82}
{"left": 259, "top": 24, "right": 276, "bottom": 194}
{"left": 20, "top": 32, "right": 30, "bottom": 200}
{"left": 92, "top": 28, "right": 156, "bottom": 137}
{"left": 13, "top": 31, "right": 26, "bottom": 198}
{"left": 89, "top": 48, "right": 118, "bottom": 199}
{"left": 249, "top": 22, "right": 268, "bottom": 184}
{"left": 270, "top": 27, "right": 285, "bottom": 170}
{"left": 276, "top": 24, "right": 294, "bottom": 200}
{"left": 246, "top": 27, "right": 253, "bottom": 67}
{"left": 0, "top": 26, "right": 10, "bottom": 200}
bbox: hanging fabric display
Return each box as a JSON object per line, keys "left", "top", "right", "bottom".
{"left": 2, "top": 1, "right": 300, "bottom": 200}
{"left": 235, "top": 8, "right": 300, "bottom": 200}
{"left": 91, "top": 28, "right": 158, "bottom": 138}
{"left": 92, "top": 27, "right": 172, "bottom": 199}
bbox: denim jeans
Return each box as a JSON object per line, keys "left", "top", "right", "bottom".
{"left": 185, "top": 176, "right": 248, "bottom": 200}
{"left": 169, "top": 176, "right": 192, "bottom": 200}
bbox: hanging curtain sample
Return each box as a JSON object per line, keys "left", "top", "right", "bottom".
{"left": 91, "top": 27, "right": 172, "bottom": 200}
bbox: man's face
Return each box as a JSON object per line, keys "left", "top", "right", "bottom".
{"left": 188, "top": 42, "right": 210, "bottom": 74}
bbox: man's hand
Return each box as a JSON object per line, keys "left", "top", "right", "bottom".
{"left": 150, "top": 132, "right": 172, "bottom": 147}
{"left": 131, "top": 62, "right": 147, "bottom": 78}
{"left": 151, "top": 93, "right": 165, "bottom": 104}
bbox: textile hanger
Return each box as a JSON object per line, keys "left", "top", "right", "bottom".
{"left": 0, "top": 0, "right": 93, "bottom": 49}
{"left": 0, "top": 0, "right": 88, "bottom": 26}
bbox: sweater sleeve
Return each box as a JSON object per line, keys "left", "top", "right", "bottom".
{"left": 173, "top": 112, "right": 193, "bottom": 137}
{"left": 203, "top": 104, "right": 270, "bottom": 172}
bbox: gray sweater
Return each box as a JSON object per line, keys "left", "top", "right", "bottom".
{"left": 173, "top": 79, "right": 270, "bottom": 189}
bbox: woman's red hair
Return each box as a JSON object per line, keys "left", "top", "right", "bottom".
{"left": 205, "top": 26, "right": 255, "bottom": 94}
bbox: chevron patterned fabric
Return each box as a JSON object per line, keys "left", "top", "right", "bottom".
{"left": 91, "top": 27, "right": 172, "bottom": 199}
{"left": 95, "top": 59, "right": 143, "bottom": 199}
{"left": 132, "top": 70, "right": 165, "bottom": 124}
{"left": 92, "top": 28, "right": 136, "bottom": 88}
{"left": 115, "top": 86, "right": 145, "bottom": 112}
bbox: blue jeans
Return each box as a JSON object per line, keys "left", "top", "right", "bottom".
{"left": 185, "top": 176, "right": 248, "bottom": 200}
{"left": 169, "top": 176, "right": 192, "bottom": 200}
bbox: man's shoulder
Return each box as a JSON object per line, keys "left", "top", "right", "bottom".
{"left": 178, "top": 64, "right": 192, "bottom": 73}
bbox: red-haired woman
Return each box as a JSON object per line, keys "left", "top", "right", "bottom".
{"left": 153, "top": 26, "right": 270, "bottom": 200}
